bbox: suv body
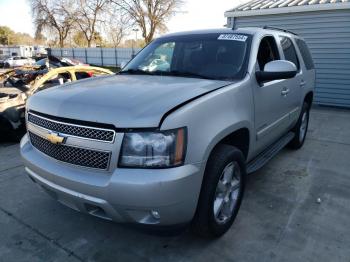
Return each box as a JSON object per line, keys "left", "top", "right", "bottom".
{"left": 20, "top": 28, "right": 315, "bottom": 237}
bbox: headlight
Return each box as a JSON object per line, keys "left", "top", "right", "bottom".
{"left": 119, "top": 127, "right": 187, "bottom": 168}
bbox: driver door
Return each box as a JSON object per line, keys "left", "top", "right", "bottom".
{"left": 253, "top": 35, "right": 291, "bottom": 152}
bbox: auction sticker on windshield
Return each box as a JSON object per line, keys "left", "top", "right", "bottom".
{"left": 218, "top": 34, "right": 248, "bottom": 42}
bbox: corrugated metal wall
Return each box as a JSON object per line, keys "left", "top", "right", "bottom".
{"left": 233, "top": 9, "right": 350, "bottom": 108}
{"left": 49, "top": 48, "right": 142, "bottom": 67}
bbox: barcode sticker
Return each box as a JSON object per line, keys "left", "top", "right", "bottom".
{"left": 218, "top": 34, "right": 248, "bottom": 42}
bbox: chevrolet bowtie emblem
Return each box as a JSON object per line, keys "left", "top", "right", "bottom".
{"left": 45, "top": 132, "right": 65, "bottom": 145}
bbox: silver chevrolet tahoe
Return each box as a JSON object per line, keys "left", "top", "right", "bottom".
{"left": 20, "top": 27, "right": 315, "bottom": 237}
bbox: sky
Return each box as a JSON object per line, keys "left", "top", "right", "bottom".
{"left": 0, "top": 0, "right": 34, "bottom": 35}
{"left": 0, "top": 0, "right": 248, "bottom": 37}
{"left": 167, "top": 0, "right": 248, "bottom": 32}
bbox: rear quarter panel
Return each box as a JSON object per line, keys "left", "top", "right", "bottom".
{"left": 292, "top": 36, "right": 316, "bottom": 106}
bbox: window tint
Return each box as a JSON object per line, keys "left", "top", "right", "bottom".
{"left": 280, "top": 36, "right": 300, "bottom": 70}
{"left": 257, "top": 36, "right": 280, "bottom": 70}
{"left": 296, "top": 39, "right": 314, "bottom": 70}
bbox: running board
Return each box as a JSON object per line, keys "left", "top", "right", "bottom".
{"left": 246, "top": 132, "right": 295, "bottom": 174}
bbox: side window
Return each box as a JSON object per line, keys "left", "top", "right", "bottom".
{"left": 280, "top": 36, "right": 300, "bottom": 70}
{"left": 257, "top": 36, "right": 280, "bottom": 70}
{"left": 296, "top": 39, "right": 314, "bottom": 70}
{"left": 38, "top": 72, "right": 72, "bottom": 91}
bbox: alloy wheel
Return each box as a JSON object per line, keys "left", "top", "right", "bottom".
{"left": 213, "top": 161, "right": 241, "bottom": 224}
{"left": 299, "top": 110, "right": 309, "bottom": 143}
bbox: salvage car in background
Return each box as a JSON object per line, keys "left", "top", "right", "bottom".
{"left": 0, "top": 61, "right": 113, "bottom": 141}
{"left": 0, "top": 56, "right": 92, "bottom": 87}
{"left": 2, "top": 56, "right": 35, "bottom": 68}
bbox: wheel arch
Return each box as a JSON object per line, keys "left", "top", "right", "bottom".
{"left": 304, "top": 91, "right": 313, "bottom": 107}
{"left": 205, "top": 126, "right": 251, "bottom": 164}
{"left": 217, "top": 128, "right": 250, "bottom": 160}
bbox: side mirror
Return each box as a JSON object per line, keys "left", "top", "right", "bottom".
{"left": 256, "top": 60, "right": 297, "bottom": 83}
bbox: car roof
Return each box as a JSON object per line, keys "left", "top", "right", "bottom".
{"left": 159, "top": 27, "right": 299, "bottom": 39}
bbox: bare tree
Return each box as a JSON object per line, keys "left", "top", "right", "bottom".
{"left": 112, "top": 0, "right": 183, "bottom": 44}
{"left": 107, "top": 25, "right": 126, "bottom": 47}
{"left": 104, "top": 12, "right": 130, "bottom": 47}
{"left": 30, "top": 0, "right": 76, "bottom": 47}
{"left": 74, "top": 0, "right": 110, "bottom": 47}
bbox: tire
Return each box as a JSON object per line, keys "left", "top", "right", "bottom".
{"left": 9, "top": 125, "right": 26, "bottom": 142}
{"left": 4, "top": 63, "right": 10, "bottom": 69}
{"left": 192, "top": 144, "right": 246, "bottom": 238}
{"left": 0, "top": 117, "right": 26, "bottom": 143}
{"left": 288, "top": 102, "right": 310, "bottom": 149}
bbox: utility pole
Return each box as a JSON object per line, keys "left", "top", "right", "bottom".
{"left": 132, "top": 28, "right": 139, "bottom": 58}
{"left": 133, "top": 28, "right": 139, "bottom": 44}
{"left": 7, "top": 35, "right": 10, "bottom": 57}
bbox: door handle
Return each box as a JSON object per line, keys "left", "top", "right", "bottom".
{"left": 300, "top": 80, "right": 306, "bottom": 87}
{"left": 281, "top": 88, "right": 290, "bottom": 96}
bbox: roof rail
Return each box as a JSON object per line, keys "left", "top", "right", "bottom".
{"left": 262, "top": 26, "right": 298, "bottom": 35}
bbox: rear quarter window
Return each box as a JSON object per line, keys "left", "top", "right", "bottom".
{"left": 296, "top": 39, "right": 315, "bottom": 70}
{"left": 279, "top": 36, "right": 300, "bottom": 70}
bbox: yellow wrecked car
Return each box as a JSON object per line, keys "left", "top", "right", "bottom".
{"left": 0, "top": 57, "right": 114, "bottom": 141}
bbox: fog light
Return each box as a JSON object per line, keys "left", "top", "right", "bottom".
{"left": 151, "top": 210, "right": 160, "bottom": 219}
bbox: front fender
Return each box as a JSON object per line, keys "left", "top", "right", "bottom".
{"left": 161, "top": 78, "right": 254, "bottom": 166}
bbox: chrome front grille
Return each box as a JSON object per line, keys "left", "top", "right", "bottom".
{"left": 28, "top": 113, "right": 115, "bottom": 142}
{"left": 29, "top": 132, "right": 111, "bottom": 170}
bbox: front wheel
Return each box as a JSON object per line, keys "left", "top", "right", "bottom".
{"left": 192, "top": 145, "right": 245, "bottom": 238}
{"left": 288, "top": 102, "right": 310, "bottom": 149}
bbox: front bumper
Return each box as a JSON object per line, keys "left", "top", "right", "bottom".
{"left": 20, "top": 134, "right": 203, "bottom": 226}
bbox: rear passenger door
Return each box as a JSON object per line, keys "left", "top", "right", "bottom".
{"left": 279, "top": 36, "right": 303, "bottom": 126}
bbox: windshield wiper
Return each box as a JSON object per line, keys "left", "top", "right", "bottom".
{"left": 119, "top": 69, "right": 153, "bottom": 75}
{"left": 119, "top": 69, "right": 214, "bottom": 80}
{"left": 167, "top": 70, "right": 214, "bottom": 80}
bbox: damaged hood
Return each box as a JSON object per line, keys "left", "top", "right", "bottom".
{"left": 27, "top": 74, "right": 231, "bottom": 128}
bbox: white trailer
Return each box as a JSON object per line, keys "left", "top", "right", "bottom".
{"left": 0, "top": 45, "right": 34, "bottom": 59}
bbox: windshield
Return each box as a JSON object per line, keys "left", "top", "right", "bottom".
{"left": 121, "top": 33, "right": 251, "bottom": 80}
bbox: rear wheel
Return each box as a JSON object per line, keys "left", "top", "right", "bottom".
{"left": 4, "top": 63, "right": 10, "bottom": 68}
{"left": 288, "top": 102, "right": 310, "bottom": 149}
{"left": 192, "top": 145, "right": 245, "bottom": 238}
